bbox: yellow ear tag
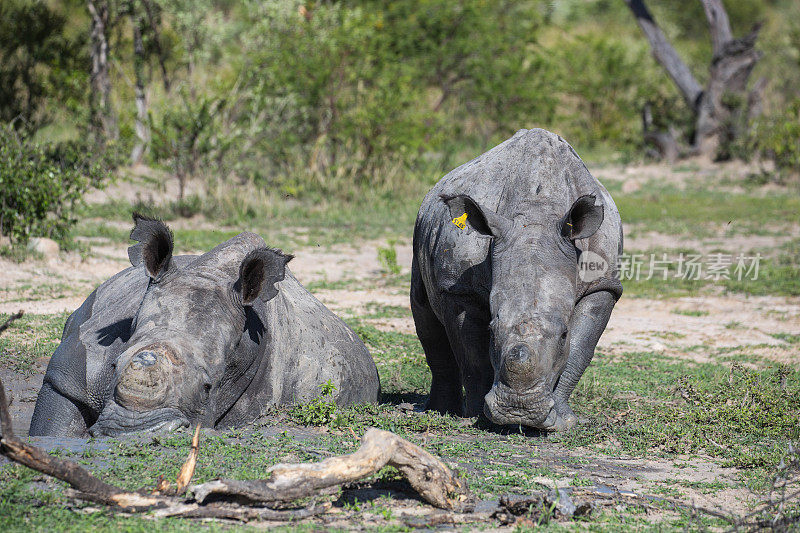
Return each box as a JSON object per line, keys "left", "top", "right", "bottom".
{"left": 452, "top": 212, "right": 467, "bottom": 230}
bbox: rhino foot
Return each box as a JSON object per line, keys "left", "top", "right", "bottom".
{"left": 549, "top": 401, "right": 578, "bottom": 432}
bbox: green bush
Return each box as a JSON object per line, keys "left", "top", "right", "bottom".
{"left": 752, "top": 99, "right": 800, "bottom": 180}
{"left": 0, "top": 124, "right": 110, "bottom": 243}
{"left": 377, "top": 240, "right": 401, "bottom": 275}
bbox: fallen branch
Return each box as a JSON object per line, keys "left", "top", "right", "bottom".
{"left": 191, "top": 427, "right": 471, "bottom": 510}
{"left": 0, "top": 310, "right": 24, "bottom": 336}
{"left": 0, "top": 373, "right": 471, "bottom": 521}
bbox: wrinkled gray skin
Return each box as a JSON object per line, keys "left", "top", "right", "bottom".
{"left": 411, "top": 129, "right": 622, "bottom": 431}
{"left": 30, "top": 216, "right": 379, "bottom": 437}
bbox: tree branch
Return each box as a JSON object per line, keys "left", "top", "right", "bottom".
{"left": 700, "top": 0, "right": 733, "bottom": 57}
{"left": 0, "top": 310, "right": 23, "bottom": 337}
{"left": 191, "top": 428, "right": 472, "bottom": 510}
{"left": 623, "top": 0, "right": 704, "bottom": 110}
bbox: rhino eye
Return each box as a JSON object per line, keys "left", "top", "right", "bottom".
{"left": 203, "top": 383, "right": 212, "bottom": 393}
{"left": 560, "top": 330, "right": 568, "bottom": 343}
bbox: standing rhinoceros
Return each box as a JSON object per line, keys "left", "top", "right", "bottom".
{"left": 30, "top": 215, "right": 379, "bottom": 437}
{"left": 411, "top": 129, "right": 622, "bottom": 431}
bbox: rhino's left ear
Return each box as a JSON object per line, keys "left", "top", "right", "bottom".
{"left": 236, "top": 247, "right": 294, "bottom": 305}
{"left": 561, "top": 195, "right": 604, "bottom": 241}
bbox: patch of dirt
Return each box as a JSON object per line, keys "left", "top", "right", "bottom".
{"left": 593, "top": 157, "right": 767, "bottom": 192}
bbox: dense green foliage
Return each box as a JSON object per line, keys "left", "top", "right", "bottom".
{"left": 0, "top": 125, "right": 114, "bottom": 244}
{"left": 750, "top": 98, "right": 800, "bottom": 180}
{"left": 0, "top": 0, "right": 86, "bottom": 132}
{"left": 1, "top": 0, "right": 798, "bottom": 218}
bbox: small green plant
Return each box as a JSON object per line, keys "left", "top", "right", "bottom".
{"left": 289, "top": 380, "right": 338, "bottom": 426}
{"left": 671, "top": 309, "right": 709, "bottom": 317}
{"left": 377, "top": 239, "right": 401, "bottom": 275}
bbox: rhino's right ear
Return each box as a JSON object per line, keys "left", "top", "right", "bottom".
{"left": 440, "top": 194, "right": 512, "bottom": 238}
{"left": 128, "top": 213, "right": 174, "bottom": 280}
{"left": 236, "top": 247, "right": 294, "bottom": 305}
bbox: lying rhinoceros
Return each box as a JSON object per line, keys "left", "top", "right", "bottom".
{"left": 411, "top": 129, "right": 622, "bottom": 431}
{"left": 30, "top": 215, "right": 380, "bottom": 437}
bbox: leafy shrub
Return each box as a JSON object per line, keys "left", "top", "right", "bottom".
{"left": 751, "top": 99, "right": 800, "bottom": 180}
{"left": 218, "top": 0, "right": 553, "bottom": 198}
{"left": 289, "top": 380, "right": 338, "bottom": 426}
{"left": 0, "top": 124, "right": 110, "bottom": 243}
{"left": 555, "top": 33, "right": 678, "bottom": 152}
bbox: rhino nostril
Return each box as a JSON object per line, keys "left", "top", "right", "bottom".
{"left": 507, "top": 344, "right": 531, "bottom": 365}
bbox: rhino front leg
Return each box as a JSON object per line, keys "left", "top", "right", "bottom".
{"left": 552, "top": 290, "right": 616, "bottom": 431}
{"left": 439, "top": 296, "right": 493, "bottom": 418}
{"left": 412, "top": 280, "right": 463, "bottom": 415}
{"left": 29, "top": 381, "right": 90, "bottom": 437}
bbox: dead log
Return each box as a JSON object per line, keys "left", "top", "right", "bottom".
{"left": 0, "top": 373, "right": 471, "bottom": 520}
{"left": 191, "top": 427, "right": 471, "bottom": 510}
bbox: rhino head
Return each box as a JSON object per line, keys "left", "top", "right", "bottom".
{"left": 89, "top": 214, "right": 292, "bottom": 436}
{"left": 443, "top": 194, "right": 604, "bottom": 428}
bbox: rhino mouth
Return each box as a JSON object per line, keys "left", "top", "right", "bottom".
{"left": 88, "top": 401, "right": 190, "bottom": 437}
{"left": 483, "top": 382, "right": 558, "bottom": 429}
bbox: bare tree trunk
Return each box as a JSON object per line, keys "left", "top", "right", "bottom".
{"left": 131, "top": 11, "right": 149, "bottom": 164}
{"left": 140, "top": 0, "right": 171, "bottom": 92}
{"left": 701, "top": 0, "right": 732, "bottom": 56}
{"left": 624, "top": 0, "right": 763, "bottom": 159}
{"left": 623, "top": 0, "right": 703, "bottom": 111}
{"left": 695, "top": 24, "right": 762, "bottom": 156}
{"left": 87, "top": 0, "right": 118, "bottom": 142}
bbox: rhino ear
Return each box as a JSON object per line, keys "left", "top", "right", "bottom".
{"left": 440, "top": 194, "right": 512, "bottom": 238}
{"left": 128, "top": 213, "right": 174, "bottom": 280}
{"left": 236, "top": 247, "right": 294, "bottom": 305}
{"left": 561, "top": 195, "right": 604, "bottom": 241}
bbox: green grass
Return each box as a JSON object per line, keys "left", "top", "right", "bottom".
{"left": 0, "top": 312, "right": 69, "bottom": 374}
{"left": 620, "top": 256, "right": 800, "bottom": 298}
{"left": 2, "top": 312, "right": 799, "bottom": 528}
{"left": 77, "top": 189, "right": 422, "bottom": 255}
{"left": 671, "top": 309, "right": 708, "bottom": 317}
{"left": 552, "top": 351, "right": 800, "bottom": 483}
{"left": 3, "top": 175, "right": 800, "bottom": 529}
{"left": 616, "top": 188, "right": 800, "bottom": 236}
